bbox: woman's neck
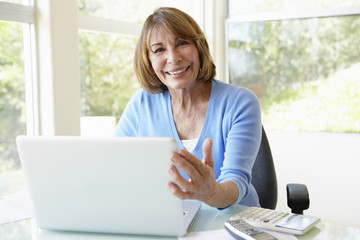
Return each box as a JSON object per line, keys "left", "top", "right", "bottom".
{"left": 169, "top": 81, "right": 212, "bottom": 110}
{"left": 170, "top": 80, "right": 212, "bottom": 140}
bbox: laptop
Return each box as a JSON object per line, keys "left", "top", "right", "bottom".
{"left": 16, "top": 136, "right": 201, "bottom": 237}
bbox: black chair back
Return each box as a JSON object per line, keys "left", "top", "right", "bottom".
{"left": 251, "top": 126, "right": 278, "bottom": 209}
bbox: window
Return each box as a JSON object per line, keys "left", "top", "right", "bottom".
{"left": 227, "top": 1, "right": 360, "bottom": 132}
{"left": 0, "top": 1, "right": 35, "bottom": 195}
{"left": 0, "top": 21, "right": 26, "bottom": 173}
{"left": 79, "top": 31, "right": 139, "bottom": 135}
{"left": 79, "top": 32, "right": 138, "bottom": 118}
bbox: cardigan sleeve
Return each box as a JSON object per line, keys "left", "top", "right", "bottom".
{"left": 217, "top": 88, "right": 262, "bottom": 207}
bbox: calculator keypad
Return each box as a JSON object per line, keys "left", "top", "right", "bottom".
{"left": 232, "top": 207, "right": 289, "bottom": 224}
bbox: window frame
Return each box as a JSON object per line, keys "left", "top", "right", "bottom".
{"left": 77, "top": 14, "right": 142, "bottom": 36}
{"left": 227, "top": 6, "right": 360, "bottom": 23}
{"left": 0, "top": 1, "right": 38, "bottom": 135}
{"left": 0, "top": 2, "right": 34, "bottom": 23}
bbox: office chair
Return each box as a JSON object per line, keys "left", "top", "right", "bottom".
{"left": 251, "top": 126, "right": 310, "bottom": 214}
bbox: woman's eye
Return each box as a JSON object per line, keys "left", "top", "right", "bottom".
{"left": 153, "top": 47, "right": 164, "bottom": 53}
{"left": 177, "top": 40, "right": 188, "bottom": 46}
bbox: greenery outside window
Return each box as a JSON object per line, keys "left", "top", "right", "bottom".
{"left": 0, "top": 22, "right": 26, "bottom": 173}
{"left": 0, "top": 0, "right": 35, "bottom": 198}
{"left": 227, "top": 2, "right": 360, "bottom": 132}
{"left": 79, "top": 31, "right": 139, "bottom": 120}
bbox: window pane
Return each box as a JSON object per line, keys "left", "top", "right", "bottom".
{"left": 228, "top": 0, "right": 360, "bottom": 16}
{"left": 78, "top": 0, "right": 203, "bottom": 24}
{"left": 228, "top": 16, "right": 360, "bottom": 132}
{"left": 0, "top": 22, "right": 26, "bottom": 171}
{"left": 79, "top": 31, "right": 139, "bottom": 122}
{"left": 0, "top": 21, "right": 26, "bottom": 187}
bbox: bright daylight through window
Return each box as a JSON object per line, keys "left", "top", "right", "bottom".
{"left": 0, "top": 16, "right": 30, "bottom": 208}
{"left": 227, "top": 0, "right": 360, "bottom": 133}
{"left": 0, "top": 22, "right": 26, "bottom": 173}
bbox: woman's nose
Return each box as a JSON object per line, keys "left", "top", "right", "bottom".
{"left": 167, "top": 49, "right": 182, "bottom": 64}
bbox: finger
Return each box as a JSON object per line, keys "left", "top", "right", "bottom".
{"left": 202, "top": 138, "right": 214, "bottom": 168}
{"left": 168, "top": 164, "right": 193, "bottom": 191}
{"left": 171, "top": 152, "right": 202, "bottom": 181}
{"left": 178, "top": 149, "right": 204, "bottom": 169}
{"left": 177, "top": 149, "right": 211, "bottom": 176}
{"left": 166, "top": 181, "right": 192, "bottom": 200}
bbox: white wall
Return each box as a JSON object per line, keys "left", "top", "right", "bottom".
{"left": 267, "top": 130, "right": 360, "bottom": 229}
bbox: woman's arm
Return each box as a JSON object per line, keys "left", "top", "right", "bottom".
{"left": 167, "top": 88, "right": 262, "bottom": 208}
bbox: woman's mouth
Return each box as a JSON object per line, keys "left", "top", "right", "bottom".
{"left": 166, "top": 66, "right": 190, "bottom": 75}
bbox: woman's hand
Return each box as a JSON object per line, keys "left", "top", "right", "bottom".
{"left": 167, "top": 138, "right": 238, "bottom": 208}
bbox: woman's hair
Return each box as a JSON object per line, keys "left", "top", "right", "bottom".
{"left": 134, "top": 7, "right": 216, "bottom": 93}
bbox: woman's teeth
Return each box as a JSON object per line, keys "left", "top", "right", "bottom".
{"left": 168, "top": 66, "right": 188, "bottom": 75}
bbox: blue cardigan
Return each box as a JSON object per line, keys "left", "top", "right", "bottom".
{"left": 114, "top": 79, "right": 262, "bottom": 207}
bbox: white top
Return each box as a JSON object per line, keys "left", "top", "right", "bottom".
{"left": 181, "top": 138, "right": 199, "bottom": 152}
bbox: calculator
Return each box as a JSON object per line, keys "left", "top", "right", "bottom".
{"left": 224, "top": 219, "right": 278, "bottom": 240}
{"left": 230, "top": 207, "right": 320, "bottom": 235}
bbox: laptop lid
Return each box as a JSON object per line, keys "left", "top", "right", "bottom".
{"left": 16, "top": 136, "right": 200, "bottom": 237}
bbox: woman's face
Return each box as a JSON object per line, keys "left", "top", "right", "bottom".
{"left": 148, "top": 25, "right": 201, "bottom": 91}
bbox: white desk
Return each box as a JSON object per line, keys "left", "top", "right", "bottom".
{"left": 1, "top": 203, "right": 360, "bottom": 240}
{"left": 1, "top": 171, "right": 360, "bottom": 239}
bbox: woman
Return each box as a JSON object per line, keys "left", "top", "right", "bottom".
{"left": 114, "top": 7, "right": 262, "bottom": 209}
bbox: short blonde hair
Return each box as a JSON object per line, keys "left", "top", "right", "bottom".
{"left": 134, "top": 7, "right": 216, "bottom": 93}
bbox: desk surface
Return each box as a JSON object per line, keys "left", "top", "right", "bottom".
{"left": 1, "top": 171, "right": 360, "bottom": 240}
{"left": 1, "top": 203, "right": 360, "bottom": 240}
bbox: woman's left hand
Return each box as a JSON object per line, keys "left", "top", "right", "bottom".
{"left": 167, "top": 138, "right": 237, "bottom": 208}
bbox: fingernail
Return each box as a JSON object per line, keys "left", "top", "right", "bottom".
{"left": 171, "top": 155, "right": 179, "bottom": 164}
{"left": 168, "top": 165, "right": 176, "bottom": 174}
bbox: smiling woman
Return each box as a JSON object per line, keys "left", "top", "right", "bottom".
{"left": 114, "top": 7, "right": 263, "bottom": 209}
{"left": 134, "top": 7, "right": 215, "bottom": 94}
{"left": 78, "top": 0, "right": 204, "bottom": 135}
{"left": 148, "top": 25, "right": 201, "bottom": 92}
